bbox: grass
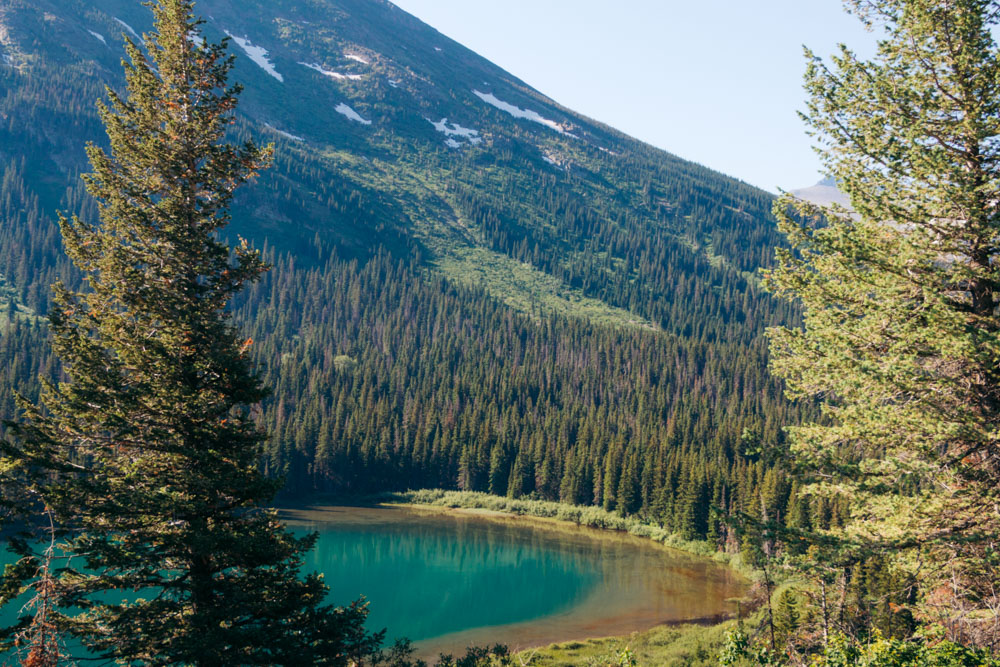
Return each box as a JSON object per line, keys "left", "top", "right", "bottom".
{"left": 434, "top": 245, "right": 657, "bottom": 330}
{"left": 516, "top": 621, "right": 739, "bottom": 667}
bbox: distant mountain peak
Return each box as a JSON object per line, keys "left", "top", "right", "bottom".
{"left": 792, "top": 177, "right": 850, "bottom": 208}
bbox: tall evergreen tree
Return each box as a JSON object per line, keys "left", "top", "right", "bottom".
{"left": 766, "top": 0, "right": 1000, "bottom": 643}
{"left": 0, "top": 2, "right": 381, "bottom": 663}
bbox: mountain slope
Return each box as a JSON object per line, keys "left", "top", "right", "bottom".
{"left": 1, "top": 0, "right": 784, "bottom": 332}
{"left": 0, "top": 0, "right": 812, "bottom": 538}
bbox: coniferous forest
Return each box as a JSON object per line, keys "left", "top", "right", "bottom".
{"left": 0, "top": 162, "right": 814, "bottom": 545}
{"left": 0, "top": 0, "right": 811, "bottom": 549}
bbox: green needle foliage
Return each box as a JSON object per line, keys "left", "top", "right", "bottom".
{"left": 0, "top": 1, "right": 382, "bottom": 663}
{"left": 766, "top": 0, "right": 1000, "bottom": 644}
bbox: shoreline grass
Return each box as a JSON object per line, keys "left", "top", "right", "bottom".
{"left": 516, "top": 620, "right": 743, "bottom": 667}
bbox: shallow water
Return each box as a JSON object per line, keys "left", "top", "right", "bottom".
{"left": 283, "top": 505, "right": 745, "bottom": 658}
{"left": 0, "top": 505, "right": 745, "bottom": 660}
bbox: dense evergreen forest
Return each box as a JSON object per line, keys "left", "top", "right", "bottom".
{"left": 0, "top": 0, "right": 814, "bottom": 546}
{"left": 0, "top": 161, "right": 818, "bottom": 545}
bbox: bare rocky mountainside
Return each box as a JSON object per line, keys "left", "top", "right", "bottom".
{"left": 0, "top": 0, "right": 806, "bottom": 534}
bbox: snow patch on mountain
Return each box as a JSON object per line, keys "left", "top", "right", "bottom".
{"left": 473, "top": 90, "right": 574, "bottom": 136}
{"left": 264, "top": 123, "right": 303, "bottom": 142}
{"left": 428, "top": 118, "right": 479, "bottom": 140}
{"left": 387, "top": 79, "right": 400, "bottom": 88}
{"left": 88, "top": 30, "right": 107, "bottom": 46}
{"left": 336, "top": 103, "right": 371, "bottom": 125}
{"left": 427, "top": 118, "right": 482, "bottom": 148}
{"left": 344, "top": 53, "right": 369, "bottom": 64}
{"left": 225, "top": 32, "right": 283, "bottom": 82}
{"left": 114, "top": 18, "right": 140, "bottom": 41}
{"left": 300, "top": 62, "right": 362, "bottom": 81}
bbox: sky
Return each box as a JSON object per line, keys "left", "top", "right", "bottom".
{"left": 389, "top": 1, "right": 877, "bottom": 194}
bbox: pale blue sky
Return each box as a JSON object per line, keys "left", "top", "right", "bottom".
{"left": 390, "top": 1, "right": 877, "bottom": 193}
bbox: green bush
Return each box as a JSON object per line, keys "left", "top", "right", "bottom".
{"left": 815, "top": 633, "right": 1000, "bottom": 667}
{"left": 720, "top": 630, "right": 1000, "bottom": 667}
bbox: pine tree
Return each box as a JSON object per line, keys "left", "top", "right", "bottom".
{"left": 766, "top": 0, "right": 1000, "bottom": 641}
{"left": 0, "top": 2, "right": 382, "bottom": 663}
{"left": 457, "top": 446, "right": 473, "bottom": 490}
{"left": 601, "top": 447, "right": 620, "bottom": 512}
{"left": 773, "top": 589, "right": 802, "bottom": 651}
{"left": 616, "top": 452, "right": 641, "bottom": 516}
{"left": 487, "top": 443, "right": 509, "bottom": 496}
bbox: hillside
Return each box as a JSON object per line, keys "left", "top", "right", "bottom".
{"left": 0, "top": 0, "right": 815, "bottom": 539}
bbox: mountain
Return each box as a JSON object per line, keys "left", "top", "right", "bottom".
{"left": 0, "top": 0, "right": 813, "bottom": 538}
{"left": 792, "top": 177, "right": 850, "bottom": 208}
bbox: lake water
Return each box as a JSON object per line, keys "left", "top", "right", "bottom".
{"left": 0, "top": 505, "right": 745, "bottom": 660}
{"left": 283, "top": 505, "right": 745, "bottom": 658}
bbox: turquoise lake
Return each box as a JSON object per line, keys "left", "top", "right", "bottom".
{"left": 1, "top": 505, "right": 745, "bottom": 659}
{"left": 284, "top": 505, "right": 745, "bottom": 657}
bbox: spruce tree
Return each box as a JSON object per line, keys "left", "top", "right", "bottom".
{"left": 1, "top": 1, "right": 381, "bottom": 663}
{"left": 766, "top": 0, "right": 1000, "bottom": 639}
